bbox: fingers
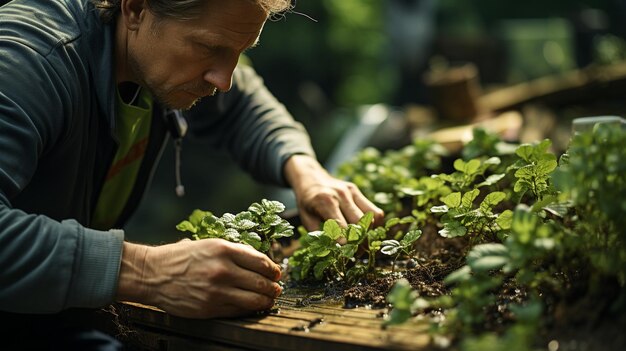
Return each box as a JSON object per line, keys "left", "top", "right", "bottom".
{"left": 167, "top": 288, "right": 276, "bottom": 319}
{"left": 348, "top": 183, "right": 385, "bottom": 225}
{"left": 150, "top": 240, "right": 282, "bottom": 319}
{"left": 300, "top": 211, "right": 322, "bottom": 232}
{"left": 337, "top": 183, "right": 365, "bottom": 224}
{"left": 232, "top": 266, "right": 283, "bottom": 299}
{"left": 298, "top": 180, "right": 384, "bottom": 230}
{"left": 230, "top": 243, "right": 282, "bottom": 281}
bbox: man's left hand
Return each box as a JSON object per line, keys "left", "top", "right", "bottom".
{"left": 284, "top": 155, "right": 384, "bottom": 231}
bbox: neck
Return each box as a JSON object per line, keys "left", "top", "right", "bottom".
{"left": 114, "top": 17, "right": 133, "bottom": 85}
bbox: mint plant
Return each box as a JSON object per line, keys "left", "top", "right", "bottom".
{"left": 509, "top": 139, "right": 558, "bottom": 202}
{"left": 380, "top": 228, "right": 421, "bottom": 272}
{"left": 288, "top": 212, "right": 375, "bottom": 283}
{"left": 430, "top": 189, "right": 511, "bottom": 244}
{"left": 176, "top": 199, "right": 294, "bottom": 259}
{"left": 434, "top": 157, "right": 505, "bottom": 193}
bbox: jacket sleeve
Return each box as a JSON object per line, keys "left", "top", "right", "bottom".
{"left": 184, "top": 64, "right": 317, "bottom": 186}
{"left": 0, "top": 38, "right": 124, "bottom": 313}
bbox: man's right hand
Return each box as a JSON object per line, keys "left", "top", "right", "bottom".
{"left": 116, "top": 239, "right": 282, "bottom": 319}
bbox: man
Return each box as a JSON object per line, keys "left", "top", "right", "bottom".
{"left": 0, "top": 0, "right": 383, "bottom": 347}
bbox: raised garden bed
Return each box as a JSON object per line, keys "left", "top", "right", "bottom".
{"left": 109, "top": 297, "right": 431, "bottom": 351}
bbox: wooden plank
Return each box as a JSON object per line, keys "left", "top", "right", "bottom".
{"left": 479, "top": 61, "right": 626, "bottom": 112}
{"left": 113, "top": 300, "right": 433, "bottom": 351}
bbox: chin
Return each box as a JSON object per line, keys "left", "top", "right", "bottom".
{"left": 159, "top": 93, "right": 201, "bottom": 110}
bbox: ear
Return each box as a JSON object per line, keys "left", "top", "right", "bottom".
{"left": 120, "top": 0, "right": 146, "bottom": 31}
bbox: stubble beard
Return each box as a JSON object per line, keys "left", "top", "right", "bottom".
{"left": 127, "top": 55, "right": 217, "bottom": 111}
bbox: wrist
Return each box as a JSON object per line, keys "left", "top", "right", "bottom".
{"left": 284, "top": 154, "right": 327, "bottom": 192}
{"left": 116, "top": 241, "right": 151, "bottom": 304}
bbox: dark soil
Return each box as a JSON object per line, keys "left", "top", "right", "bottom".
{"left": 341, "top": 224, "right": 466, "bottom": 309}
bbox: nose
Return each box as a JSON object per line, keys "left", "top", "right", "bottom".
{"left": 203, "top": 56, "right": 237, "bottom": 92}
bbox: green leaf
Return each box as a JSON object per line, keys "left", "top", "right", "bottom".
{"left": 465, "top": 159, "right": 482, "bottom": 174}
{"left": 222, "top": 213, "right": 236, "bottom": 225}
{"left": 533, "top": 238, "right": 555, "bottom": 250}
{"left": 453, "top": 158, "right": 466, "bottom": 172}
{"left": 314, "top": 259, "right": 333, "bottom": 280}
{"left": 270, "top": 221, "right": 294, "bottom": 239}
{"left": 482, "top": 157, "right": 501, "bottom": 167}
{"left": 385, "top": 308, "right": 413, "bottom": 326}
{"left": 386, "top": 279, "right": 416, "bottom": 309}
{"left": 346, "top": 224, "right": 363, "bottom": 242}
{"left": 385, "top": 217, "right": 400, "bottom": 229}
{"left": 536, "top": 159, "right": 557, "bottom": 175}
{"left": 439, "top": 220, "right": 466, "bottom": 238}
{"left": 310, "top": 246, "right": 332, "bottom": 258}
{"left": 444, "top": 265, "right": 472, "bottom": 285}
{"left": 248, "top": 202, "right": 264, "bottom": 215}
{"left": 358, "top": 211, "right": 375, "bottom": 230}
{"left": 430, "top": 205, "right": 449, "bottom": 213}
{"left": 176, "top": 220, "right": 198, "bottom": 234}
{"left": 381, "top": 240, "right": 401, "bottom": 255}
{"left": 467, "top": 243, "right": 508, "bottom": 260}
{"left": 469, "top": 256, "right": 509, "bottom": 273}
{"left": 340, "top": 243, "right": 358, "bottom": 258}
{"left": 241, "top": 231, "right": 262, "bottom": 250}
{"left": 189, "top": 209, "right": 211, "bottom": 226}
{"left": 323, "top": 219, "right": 343, "bottom": 240}
{"left": 263, "top": 214, "right": 283, "bottom": 227}
{"left": 516, "top": 144, "right": 535, "bottom": 162}
{"left": 461, "top": 189, "right": 480, "bottom": 208}
{"left": 401, "top": 229, "right": 422, "bottom": 246}
{"left": 224, "top": 228, "right": 241, "bottom": 242}
{"left": 467, "top": 243, "right": 509, "bottom": 272}
{"left": 476, "top": 173, "right": 505, "bottom": 187}
{"left": 261, "top": 199, "right": 285, "bottom": 214}
{"left": 496, "top": 210, "right": 513, "bottom": 230}
{"left": 481, "top": 191, "right": 506, "bottom": 209}
{"left": 233, "top": 212, "right": 257, "bottom": 230}
{"left": 442, "top": 192, "right": 461, "bottom": 208}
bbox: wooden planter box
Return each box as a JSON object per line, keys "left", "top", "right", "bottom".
{"left": 110, "top": 296, "right": 432, "bottom": 351}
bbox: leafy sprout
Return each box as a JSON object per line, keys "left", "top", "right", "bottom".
{"left": 176, "top": 199, "right": 294, "bottom": 259}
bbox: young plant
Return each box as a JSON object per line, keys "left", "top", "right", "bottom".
{"left": 509, "top": 139, "right": 558, "bottom": 202}
{"left": 288, "top": 212, "right": 375, "bottom": 283}
{"left": 430, "top": 189, "right": 511, "bottom": 244}
{"left": 176, "top": 199, "right": 294, "bottom": 259}
{"left": 380, "top": 228, "right": 422, "bottom": 272}
{"left": 435, "top": 157, "right": 506, "bottom": 193}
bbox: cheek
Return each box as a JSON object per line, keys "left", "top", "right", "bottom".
{"left": 161, "top": 56, "right": 208, "bottom": 86}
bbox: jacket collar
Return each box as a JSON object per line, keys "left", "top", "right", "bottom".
{"left": 82, "top": 0, "right": 117, "bottom": 134}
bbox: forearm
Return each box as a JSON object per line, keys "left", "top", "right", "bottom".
{"left": 0, "top": 204, "right": 124, "bottom": 313}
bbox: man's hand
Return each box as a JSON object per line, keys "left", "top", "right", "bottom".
{"left": 116, "top": 239, "right": 282, "bottom": 319}
{"left": 284, "top": 154, "right": 384, "bottom": 230}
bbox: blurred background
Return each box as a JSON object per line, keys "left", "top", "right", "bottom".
{"left": 125, "top": 0, "right": 626, "bottom": 243}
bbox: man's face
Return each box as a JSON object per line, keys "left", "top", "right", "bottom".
{"left": 125, "top": 0, "right": 267, "bottom": 109}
